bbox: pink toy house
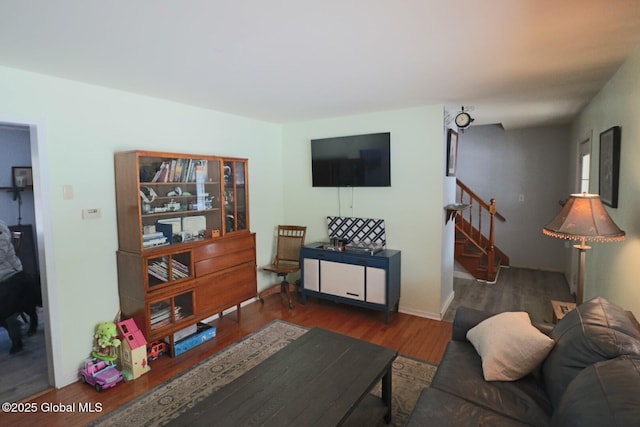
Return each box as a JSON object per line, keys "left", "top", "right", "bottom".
{"left": 117, "top": 318, "right": 150, "bottom": 380}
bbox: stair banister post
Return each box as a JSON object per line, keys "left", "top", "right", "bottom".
{"left": 487, "top": 199, "right": 497, "bottom": 280}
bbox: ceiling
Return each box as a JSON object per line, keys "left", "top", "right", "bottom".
{"left": 1, "top": 1, "right": 640, "bottom": 129}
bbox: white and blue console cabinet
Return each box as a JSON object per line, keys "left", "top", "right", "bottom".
{"left": 300, "top": 243, "right": 401, "bottom": 323}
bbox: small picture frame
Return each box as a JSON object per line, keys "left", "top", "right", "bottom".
{"left": 446, "top": 129, "right": 459, "bottom": 177}
{"left": 12, "top": 166, "right": 33, "bottom": 188}
{"left": 598, "top": 126, "right": 621, "bottom": 208}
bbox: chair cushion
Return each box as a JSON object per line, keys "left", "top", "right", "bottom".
{"left": 467, "top": 311, "right": 555, "bottom": 381}
{"left": 551, "top": 357, "right": 640, "bottom": 426}
{"left": 542, "top": 297, "right": 640, "bottom": 408}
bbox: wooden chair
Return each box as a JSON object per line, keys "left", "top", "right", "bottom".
{"left": 259, "top": 225, "right": 307, "bottom": 309}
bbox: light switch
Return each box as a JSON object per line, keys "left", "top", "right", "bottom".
{"left": 63, "top": 185, "right": 74, "bottom": 200}
{"left": 82, "top": 208, "right": 102, "bottom": 219}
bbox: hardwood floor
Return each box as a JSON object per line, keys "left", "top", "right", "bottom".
{"left": 444, "top": 267, "right": 572, "bottom": 323}
{"left": 0, "top": 307, "right": 49, "bottom": 404}
{"left": 5, "top": 294, "right": 452, "bottom": 427}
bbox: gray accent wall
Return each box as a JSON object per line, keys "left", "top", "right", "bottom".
{"left": 456, "top": 124, "right": 571, "bottom": 272}
{"left": 0, "top": 127, "right": 34, "bottom": 227}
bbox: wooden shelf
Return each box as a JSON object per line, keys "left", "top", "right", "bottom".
{"left": 444, "top": 203, "right": 469, "bottom": 224}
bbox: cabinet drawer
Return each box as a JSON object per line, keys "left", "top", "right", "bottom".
{"left": 196, "top": 263, "right": 257, "bottom": 313}
{"left": 194, "top": 248, "right": 255, "bottom": 277}
{"left": 193, "top": 234, "right": 255, "bottom": 261}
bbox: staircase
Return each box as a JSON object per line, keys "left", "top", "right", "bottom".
{"left": 454, "top": 179, "right": 510, "bottom": 283}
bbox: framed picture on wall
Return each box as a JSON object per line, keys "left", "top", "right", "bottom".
{"left": 598, "top": 126, "right": 621, "bottom": 208}
{"left": 446, "top": 129, "right": 459, "bottom": 176}
{"left": 12, "top": 166, "right": 33, "bottom": 188}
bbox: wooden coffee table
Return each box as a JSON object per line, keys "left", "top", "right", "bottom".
{"left": 170, "top": 327, "right": 398, "bottom": 426}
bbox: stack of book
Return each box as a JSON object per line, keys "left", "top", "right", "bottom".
{"left": 148, "top": 259, "right": 170, "bottom": 282}
{"left": 143, "top": 231, "right": 168, "bottom": 249}
{"left": 150, "top": 302, "right": 183, "bottom": 330}
{"left": 148, "top": 258, "right": 190, "bottom": 283}
{"left": 171, "top": 259, "right": 189, "bottom": 280}
{"left": 150, "top": 159, "right": 209, "bottom": 183}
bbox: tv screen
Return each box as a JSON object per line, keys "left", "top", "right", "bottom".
{"left": 311, "top": 132, "right": 391, "bottom": 187}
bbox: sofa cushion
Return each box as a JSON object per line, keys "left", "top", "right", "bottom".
{"left": 406, "top": 387, "right": 534, "bottom": 427}
{"left": 429, "top": 340, "right": 552, "bottom": 426}
{"left": 452, "top": 306, "right": 496, "bottom": 342}
{"left": 467, "top": 311, "right": 555, "bottom": 381}
{"left": 542, "top": 297, "right": 640, "bottom": 408}
{"left": 551, "top": 357, "right": 640, "bottom": 426}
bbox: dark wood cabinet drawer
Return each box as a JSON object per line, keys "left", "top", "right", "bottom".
{"left": 195, "top": 263, "right": 257, "bottom": 314}
{"left": 194, "top": 248, "right": 255, "bottom": 277}
{"left": 193, "top": 233, "right": 255, "bottom": 261}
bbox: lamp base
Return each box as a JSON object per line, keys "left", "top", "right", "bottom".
{"left": 575, "top": 245, "right": 591, "bottom": 305}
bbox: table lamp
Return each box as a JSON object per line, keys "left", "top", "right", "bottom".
{"left": 542, "top": 193, "right": 625, "bottom": 304}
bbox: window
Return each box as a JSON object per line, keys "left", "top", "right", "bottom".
{"left": 578, "top": 138, "right": 591, "bottom": 193}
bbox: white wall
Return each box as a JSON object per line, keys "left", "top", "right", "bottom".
{"left": 0, "top": 65, "right": 456, "bottom": 386}
{"left": 456, "top": 124, "right": 572, "bottom": 271}
{"left": 281, "top": 105, "right": 449, "bottom": 318}
{"left": 0, "top": 66, "right": 283, "bottom": 387}
{"left": 571, "top": 44, "right": 640, "bottom": 315}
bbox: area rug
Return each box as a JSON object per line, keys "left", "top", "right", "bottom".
{"left": 91, "top": 320, "right": 437, "bottom": 427}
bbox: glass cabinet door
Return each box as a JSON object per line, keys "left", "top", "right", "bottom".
{"left": 146, "top": 251, "right": 192, "bottom": 290}
{"left": 223, "top": 159, "right": 248, "bottom": 234}
{"left": 148, "top": 290, "right": 194, "bottom": 333}
{"left": 138, "top": 155, "right": 223, "bottom": 247}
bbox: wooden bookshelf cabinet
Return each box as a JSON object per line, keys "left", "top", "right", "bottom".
{"left": 114, "top": 150, "right": 256, "bottom": 354}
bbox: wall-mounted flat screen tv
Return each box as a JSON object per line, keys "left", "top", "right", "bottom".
{"left": 311, "top": 132, "right": 391, "bottom": 187}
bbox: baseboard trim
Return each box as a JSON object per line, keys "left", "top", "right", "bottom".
{"left": 398, "top": 305, "right": 441, "bottom": 320}
{"left": 440, "top": 289, "right": 456, "bottom": 320}
{"left": 453, "top": 269, "right": 474, "bottom": 280}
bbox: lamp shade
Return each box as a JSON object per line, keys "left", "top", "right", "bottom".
{"left": 543, "top": 193, "right": 625, "bottom": 242}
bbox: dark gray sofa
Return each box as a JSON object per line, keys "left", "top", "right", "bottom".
{"left": 407, "top": 297, "right": 640, "bottom": 426}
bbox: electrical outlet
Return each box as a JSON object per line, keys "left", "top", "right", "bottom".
{"left": 518, "top": 194, "right": 525, "bottom": 202}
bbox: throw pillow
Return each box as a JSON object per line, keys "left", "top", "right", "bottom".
{"left": 467, "top": 311, "right": 555, "bottom": 381}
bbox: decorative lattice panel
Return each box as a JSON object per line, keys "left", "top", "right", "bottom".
{"left": 326, "top": 216, "right": 386, "bottom": 246}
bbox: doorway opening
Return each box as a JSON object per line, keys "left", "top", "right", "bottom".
{"left": 0, "top": 121, "right": 55, "bottom": 402}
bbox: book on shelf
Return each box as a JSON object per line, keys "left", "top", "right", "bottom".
{"left": 148, "top": 269, "right": 168, "bottom": 282}
{"left": 151, "top": 161, "right": 166, "bottom": 183}
{"left": 148, "top": 158, "right": 212, "bottom": 185}
{"left": 168, "top": 159, "right": 177, "bottom": 182}
{"left": 143, "top": 231, "right": 165, "bottom": 241}
{"left": 148, "top": 259, "right": 169, "bottom": 281}
{"left": 143, "top": 238, "right": 169, "bottom": 249}
{"left": 171, "top": 261, "right": 189, "bottom": 279}
{"left": 148, "top": 257, "right": 190, "bottom": 281}
{"left": 174, "top": 159, "right": 184, "bottom": 183}
{"left": 150, "top": 303, "right": 183, "bottom": 328}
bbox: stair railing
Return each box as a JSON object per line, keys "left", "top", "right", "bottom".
{"left": 455, "top": 179, "right": 506, "bottom": 280}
